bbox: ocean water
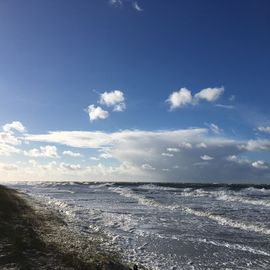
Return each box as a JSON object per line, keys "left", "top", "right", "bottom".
{"left": 8, "top": 182, "right": 270, "bottom": 270}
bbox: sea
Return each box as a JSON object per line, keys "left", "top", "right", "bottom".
{"left": 7, "top": 182, "right": 270, "bottom": 270}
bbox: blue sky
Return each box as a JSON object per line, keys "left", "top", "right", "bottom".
{"left": 0, "top": 0, "right": 270, "bottom": 183}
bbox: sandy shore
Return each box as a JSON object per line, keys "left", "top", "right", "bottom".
{"left": 0, "top": 185, "right": 134, "bottom": 270}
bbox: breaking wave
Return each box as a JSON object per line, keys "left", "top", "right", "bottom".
{"left": 197, "top": 238, "right": 270, "bottom": 257}
{"left": 110, "top": 186, "right": 270, "bottom": 235}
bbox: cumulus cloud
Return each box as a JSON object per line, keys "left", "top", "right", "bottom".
{"left": 100, "top": 153, "right": 113, "bottom": 159}
{"left": 60, "top": 162, "right": 81, "bottom": 171}
{"left": 3, "top": 121, "right": 26, "bottom": 133}
{"left": 0, "top": 132, "right": 21, "bottom": 146}
{"left": 194, "top": 87, "right": 224, "bottom": 103}
{"left": 167, "top": 147, "right": 180, "bottom": 152}
{"left": 258, "top": 126, "right": 270, "bottom": 134}
{"left": 252, "top": 160, "right": 269, "bottom": 169}
{"left": 244, "top": 139, "right": 270, "bottom": 151}
{"left": 200, "top": 155, "right": 214, "bottom": 161}
{"left": 167, "top": 88, "right": 193, "bottom": 110}
{"left": 196, "top": 142, "right": 207, "bottom": 148}
{"left": 142, "top": 163, "right": 155, "bottom": 171}
{"left": 226, "top": 155, "right": 249, "bottom": 165}
{"left": 161, "top": 152, "right": 174, "bottom": 157}
{"left": 0, "top": 143, "right": 21, "bottom": 156}
{"left": 0, "top": 121, "right": 25, "bottom": 156}
{"left": 87, "top": 105, "right": 109, "bottom": 121}
{"left": 167, "top": 87, "right": 224, "bottom": 110}
{"left": 24, "top": 145, "right": 59, "bottom": 158}
{"left": 100, "top": 90, "right": 126, "bottom": 112}
{"left": 179, "top": 142, "right": 192, "bottom": 149}
{"left": 63, "top": 150, "right": 82, "bottom": 157}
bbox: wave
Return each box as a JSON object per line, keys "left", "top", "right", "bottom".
{"left": 215, "top": 192, "right": 270, "bottom": 208}
{"left": 89, "top": 182, "right": 115, "bottom": 189}
{"left": 180, "top": 188, "right": 270, "bottom": 208}
{"left": 198, "top": 238, "right": 270, "bottom": 257}
{"left": 137, "top": 184, "right": 178, "bottom": 191}
{"left": 33, "top": 194, "right": 76, "bottom": 218}
{"left": 243, "top": 187, "right": 270, "bottom": 195}
{"left": 182, "top": 207, "right": 270, "bottom": 235}
{"left": 110, "top": 186, "right": 270, "bottom": 236}
{"left": 109, "top": 186, "right": 178, "bottom": 211}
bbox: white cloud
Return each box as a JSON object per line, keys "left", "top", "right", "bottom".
{"left": 110, "top": 0, "right": 143, "bottom": 12}
{"left": 226, "top": 155, "right": 249, "bottom": 165}
{"left": 226, "top": 155, "right": 270, "bottom": 171}
{"left": 0, "top": 123, "right": 23, "bottom": 156}
{"left": 25, "top": 128, "right": 206, "bottom": 149}
{"left": 100, "top": 153, "right": 113, "bottom": 159}
{"left": 100, "top": 90, "right": 126, "bottom": 112}
{"left": 161, "top": 152, "right": 174, "bottom": 157}
{"left": 167, "top": 147, "right": 180, "bottom": 152}
{"left": 200, "top": 155, "right": 214, "bottom": 161}
{"left": 3, "top": 121, "right": 26, "bottom": 133}
{"left": 208, "top": 123, "right": 222, "bottom": 134}
{"left": 226, "top": 155, "right": 238, "bottom": 162}
{"left": 258, "top": 126, "right": 270, "bottom": 134}
{"left": 0, "top": 132, "right": 21, "bottom": 145}
{"left": 28, "top": 159, "right": 37, "bottom": 166}
{"left": 167, "top": 88, "right": 193, "bottom": 109}
{"left": 24, "top": 145, "right": 59, "bottom": 158}
{"left": 196, "top": 142, "right": 207, "bottom": 148}
{"left": 1, "top": 163, "right": 19, "bottom": 171}
{"left": 40, "top": 161, "right": 57, "bottom": 171}
{"left": 60, "top": 162, "right": 81, "bottom": 171}
{"left": 142, "top": 163, "right": 155, "bottom": 171}
{"left": 110, "top": 0, "right": 122, "bottom": 7}
{"left": 167, "top": 87, "right": 224, "bottom": 110}
{"left": 179, "top": 142, "right": 192, "bottom": 149}
{"left": 244, "top": 140, "right": 270, "bottom": 151}
{"left": 215, "top": 104, "right": 235, "bottom": 109}
{"left": 194, "top": 87, "right": 224, "bottom": 103}
{"left": 252, "top": 160, "right": 269, "bottom": 170}
{"left": 0, "top": 143, "right": 20, "bottom": 156}
{"left": 90, "top": 157, "right": 100, "bottom": 161}
{"left": 23, "top": 128, "right": 270, "bottom": 182}
{"left": 133, "top": 1, "right": 143, "bottom": 11}
{"left": 63, "top": 150, "right": 82, "bottom": 157}
{"left": 87, "top": 105, "right": 109, "bottom": 121}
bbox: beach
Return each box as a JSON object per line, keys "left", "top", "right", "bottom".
{"left": 4, "top": 181, "right": 270, "bottom": 270}
{"left": 0, "top": 185, "right": 132, "bottom": 270}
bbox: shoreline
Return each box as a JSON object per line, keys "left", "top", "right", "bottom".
{"left": 0, "top": 185, "right": 133, "bottom": 270}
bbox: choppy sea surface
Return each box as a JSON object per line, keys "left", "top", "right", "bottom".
{"left": 7, "top": 182, "right": 270, "bottom": 270}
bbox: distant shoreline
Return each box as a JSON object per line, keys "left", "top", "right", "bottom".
{"left": 0, "top": 185, "right": 132, "bottom": 270}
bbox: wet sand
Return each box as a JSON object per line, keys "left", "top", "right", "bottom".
{"left": 0, "top": 185, "right": 132, "bottom": 270}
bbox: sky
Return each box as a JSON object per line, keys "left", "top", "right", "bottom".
{"left": 0, "top": 0, "right": 270, "bottom": 183}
